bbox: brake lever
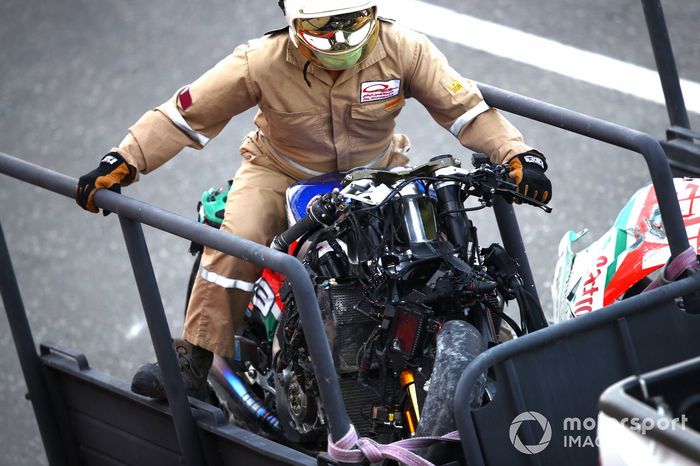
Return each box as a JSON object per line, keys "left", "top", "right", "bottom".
{"left": 490, "top": 164, "right": 552, "bottom": 213}
{"left": 465, "top": 164, "right": 552, "bottom": 213}
{"left": 500, "top": 188, "right": 553, "bottom": 213}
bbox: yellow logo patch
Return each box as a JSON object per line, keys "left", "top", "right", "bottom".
{"left": 448, "top": 80, "right": 464, "bottom": 93}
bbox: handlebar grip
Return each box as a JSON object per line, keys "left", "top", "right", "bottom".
{"left": 271, "top": 192, "right": 342, "bottom": 252}
{"left": 270, "top": 214, "right": 320, "bottom": 252}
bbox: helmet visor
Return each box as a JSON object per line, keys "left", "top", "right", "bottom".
{"left": 295, "top": 8, "right": 376, "bottom": 53}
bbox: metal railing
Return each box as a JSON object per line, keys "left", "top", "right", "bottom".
{"left": 0, "top": 80, "right": 690, "bottom": 465}
{"left": 0, "top": 154, "right": 352, "bottom": 465}
{"left": 479, "top": 83, "right": 689, "bottom": 260}
{"left": 454, "top": 272, "right": 700, "bottom": 466}
{"left": 640, "top": 0, "right": 700, "bottom": 175}
{"left": 641, "top": 0, "right": 691, "bottom": 131}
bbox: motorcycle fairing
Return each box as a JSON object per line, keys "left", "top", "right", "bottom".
{"left": 248, "top": 269, "right": 287, "bottom": 342}
{"left": 552, "top": 178, "right": 700, "bottom": 322}
{"left": 248, "top": 174, "right": 343, "bottom": 342}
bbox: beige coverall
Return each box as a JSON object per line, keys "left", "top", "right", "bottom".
{"left": 114, "top": 21, "right": 534, "bottom": 357}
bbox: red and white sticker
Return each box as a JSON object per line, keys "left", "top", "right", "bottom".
{"left": 360, "top": 79, "right": 401, "bottom": 103}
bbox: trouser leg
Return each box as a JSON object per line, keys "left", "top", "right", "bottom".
{"left": 184, "top": 159, "right": 294, "bottom": 356}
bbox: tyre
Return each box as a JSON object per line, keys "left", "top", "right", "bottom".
{"left": 416, "top": 320, "right": 486, "bottom": 464}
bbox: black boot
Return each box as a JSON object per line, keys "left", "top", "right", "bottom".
{"left": 131, "top": 339, "right": 213, "bottom": 401}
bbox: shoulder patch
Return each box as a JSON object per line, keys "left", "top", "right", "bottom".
{"left": 448, "top": 80, "right": 463, "bottom": 93}
{"left": 178, "top": 87, "right": 193, "bottom": 111}
{"left": 441, "top": 76, "right": 473, "bottom": 96}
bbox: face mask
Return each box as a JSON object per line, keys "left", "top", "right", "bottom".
{"left": 312, "top": 46, "right": 365, "bottom": 70}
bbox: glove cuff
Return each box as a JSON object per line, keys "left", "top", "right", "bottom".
{"left": 99, "top": 151, "right": 125, "bottom": 166}
{"left": 99, "top": 152, "right": 136, "bottom": 184}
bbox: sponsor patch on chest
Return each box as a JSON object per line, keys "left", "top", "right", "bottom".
{"left": 360, "top": 79, "right": 401, "bottom": 103}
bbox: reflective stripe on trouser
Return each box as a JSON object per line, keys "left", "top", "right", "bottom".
{"left": 183, "top": 156, "right": 295, "bottom": 356}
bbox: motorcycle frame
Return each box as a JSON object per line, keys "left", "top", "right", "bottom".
{"left": 0, "top": 78, "right": 692, "bottom": 465}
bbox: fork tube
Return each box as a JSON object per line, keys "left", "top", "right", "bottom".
{"left": 400, "top": 369, "right": 420, "bottom": 436}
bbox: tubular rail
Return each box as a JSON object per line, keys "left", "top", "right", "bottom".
{"left": 640, "top": 0, "right": 691, "bottom": 131}
{"left": 454, "top": 273, "right": 700, "bottom": 466}
{"left": 478, "top": 83, "right": 689, "bottom": 260}
{"left": 0, "top": 152, "right": 351, "bottom": 465}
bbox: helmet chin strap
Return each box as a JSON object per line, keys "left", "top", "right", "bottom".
{"left": 303, "top": 61, "right": 313, "bottom": 87}
{"left": 297, "top": 41, "right": 319, "bottom": 64}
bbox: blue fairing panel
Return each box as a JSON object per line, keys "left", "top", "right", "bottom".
{"left": 286, "top": 172, "right": 343, "bottom": 223}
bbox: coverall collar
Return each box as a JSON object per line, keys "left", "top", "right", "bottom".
{"left": 286, "top": 36, "right": 387, "bottom": 87}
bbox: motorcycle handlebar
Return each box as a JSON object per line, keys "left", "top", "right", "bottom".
{"left": 469, "top": 157, "right": 552, "bottom": 213}
{"left": 270, "top": 159, "right": 551, "bottom": 254}
{"left": 270, "top": 214, "right": 319, "bottom": 252}
{"left": 270, "top": 192, "right": 341, "bottom": 252}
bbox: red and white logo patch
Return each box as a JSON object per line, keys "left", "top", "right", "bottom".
{"left": 360, "top": 79, "right": 401, "bottom": 103}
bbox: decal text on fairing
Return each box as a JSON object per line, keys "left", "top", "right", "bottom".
{"left": 574, "top": 256, "right": 608, "bottom": 315}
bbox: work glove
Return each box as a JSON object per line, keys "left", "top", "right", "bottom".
{"left": 507, "top": 151, "right": 552, "bottom": 204}
{"left": 76, "top": 152, "right": 135, "bottom": 214}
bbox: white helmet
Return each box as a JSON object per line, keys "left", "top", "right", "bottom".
{"left": 282, "top": 0, "right": 380, "bottom": 70}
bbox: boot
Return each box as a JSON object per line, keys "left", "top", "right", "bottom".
{"left": 131, "top": 339, "right": 213, "bottom": 401}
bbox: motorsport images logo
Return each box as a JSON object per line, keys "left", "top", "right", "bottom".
{"left": 509, "top": 411, "right": 552, "bottom": 455}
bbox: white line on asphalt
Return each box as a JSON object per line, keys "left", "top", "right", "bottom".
{"left": 383, "top": 0, "right": 700, "bottom": 114}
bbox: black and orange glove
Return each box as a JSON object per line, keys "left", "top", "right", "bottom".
{"left": 76, "top": 152, "right": 135, "bottom": 214}
{"left": 507, "top": 151, "right": 552, "bottom": 204}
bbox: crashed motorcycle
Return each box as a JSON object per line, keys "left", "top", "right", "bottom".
{"left": 552, "top": 177, "right": 700, "bottom": 322}
{"left": 187, "top": 153, "right": 549, "bottom": 452}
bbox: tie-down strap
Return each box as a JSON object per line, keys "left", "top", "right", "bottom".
{"left": 327, "top": 424, "right": 460, "bottom": 466}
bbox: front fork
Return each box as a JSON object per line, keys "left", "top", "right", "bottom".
{"left": 400, "top": 369, "right": 421, "bottom": 436}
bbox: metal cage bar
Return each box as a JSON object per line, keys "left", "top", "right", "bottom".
{"left": 478, "top": 83, "right": 690, "bottom": 259}
{"left": 118, "top": 216, "right": 206, "bottom": 466}
{"left": 0, "top": 152, "right": 352, "bottom": 461}
{"left": 640, "top": 0, "right": 691, "bottom": 131}
{"left": 454, "top": 273, "right": 700, "bottom": 466}
{"left": 492, "top": 197, "right": 547, "bottom": 330}
{"left": 0, "top": 222, "right": 71, "bottom": 466}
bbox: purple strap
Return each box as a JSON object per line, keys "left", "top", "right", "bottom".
{"left": 327, "top": 425, "right": 460, "bottom": 466}
{"left": 643, "top": 246, "right": 698, "bottom": 293}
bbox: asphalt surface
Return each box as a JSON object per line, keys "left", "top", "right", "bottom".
{"left": 0, "top": 1, "right": 699, "bottom": 464}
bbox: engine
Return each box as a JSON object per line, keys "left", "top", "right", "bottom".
{"left": 272, "top": 155, "right": 524, "bottom": 445}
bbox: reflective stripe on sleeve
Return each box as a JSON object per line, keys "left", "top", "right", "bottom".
{"left": 449, "top": 100, "right": 491, "bottom": 138}
{"left": 199, "top": 268, "right": 254, "bottom": 292}
{"left": 161, "top": 99, "right": 211, "bottom": 147}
